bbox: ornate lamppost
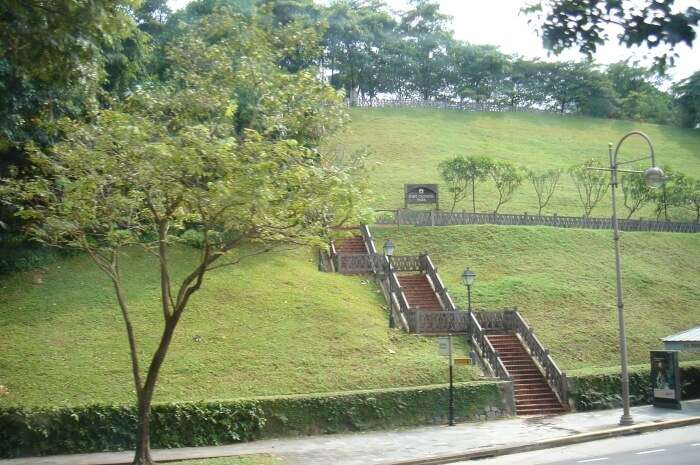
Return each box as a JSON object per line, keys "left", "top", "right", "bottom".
{"left": 462, "top": 268, "right": 476, "bottom": 336}
{"left": 595, "top": 131, "right": 665, "bottom": 426}
{"left": 383, "top": 240, "right": 395, "bottom": 328}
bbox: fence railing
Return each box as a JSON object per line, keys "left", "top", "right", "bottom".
{"left": 413, "top": 309, "right": 468, "bottom": 333}
{"left": 420, "top": 253, "right": 457, "bottom": 312}
{"left": 387, "top": 255, "right": 422, "bottom": 272}
{"left": 469, "top": 312, "right": 511, "bottom": 381}
{"left": 352, "top": 98, "right": 554, "bottom": 114}
{"left": 475, "top": 309, "right": 567, "bottom": 406}
{"left": 378, "top": 209, "right": 700, "bottom": 234}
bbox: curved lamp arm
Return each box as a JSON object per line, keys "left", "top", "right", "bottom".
{"left": 613, "top": 131, "right": 656, "bottom": 167}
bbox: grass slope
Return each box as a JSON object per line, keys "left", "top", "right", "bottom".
{"left": 0, "top": 245, "right": 477, "bottom": 408}
{"left": 372, "top": 225, "right": 700, "bottom": 371}
{"left": 334, "top": 108, "right": 700, "bottom": 219}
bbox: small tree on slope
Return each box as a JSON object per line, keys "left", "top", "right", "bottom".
{"left": 569, "top": 159, "right": 609, "bottom": 218}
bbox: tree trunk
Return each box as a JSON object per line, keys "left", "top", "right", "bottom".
{"left": 133, "top": 396, "right": 154, "bottom": 465}
{"left": 472, "top": 182, "right": 476, "bottom": 213}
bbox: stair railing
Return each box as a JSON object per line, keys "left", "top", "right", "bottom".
{"left": 329, "top": 240, "right": 339, "bottom": 272}
{"left": 419, "top": 253, "right": 457, "bottom": 312}
{"left": 508, "top": 310, "right": 568, "bottom": 405}
{"left": 468, "top": 311, "right": 511, "bottom": 381}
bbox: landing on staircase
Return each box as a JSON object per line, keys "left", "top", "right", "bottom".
{"left": 486, "top": 332, "right": 565, "bottom": 416}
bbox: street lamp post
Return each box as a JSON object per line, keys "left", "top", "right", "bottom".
{"left": 598, "top": 131, "right": 665, "bottom": 426}
{"left": 462, "top": 268, "right": 476, "bottom": 336}
{"left": 383, "top": 240, "right": 395, "bottom": 328}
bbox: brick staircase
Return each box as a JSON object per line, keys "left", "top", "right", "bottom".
{"left": 398, "top": 274, "right": 442, "bottom": 311}
{"left": 335, "top": 235, "right": 368, "bottom": 254}
{"left": 486, "top": 333, "right": 565, "bottom": 415}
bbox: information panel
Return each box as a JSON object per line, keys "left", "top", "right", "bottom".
{"left": 650, "top": 350, "right": 681, "bottom": 410}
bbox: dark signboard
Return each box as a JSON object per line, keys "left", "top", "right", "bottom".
{"left": 650, "top": 350, "right": 681, "bottom": 409}
{"left": 405, "top": 184, "right": 439, "bottom": 208}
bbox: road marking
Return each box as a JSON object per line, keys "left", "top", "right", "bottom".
{"left": 692, "top": 443, "right": 700, "bottom": 447}
{"left": 636, "top": 449, "right": 666, "bottom": 455}
{"left": 577, "top": 459, "right": 608, "bottom": 463}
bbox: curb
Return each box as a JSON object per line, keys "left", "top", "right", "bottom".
{"left": 382, "top": 416, "right": 700, "bottom": 465}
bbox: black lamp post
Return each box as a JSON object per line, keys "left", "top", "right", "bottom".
{"left": 384, "top": 240, "right": 395, "bottom": 328}
{"left": 462, "top": 268, "right": 476, "bottom": 312}
{"left": 462, "top": 268, "right": 476, "bottom": 338}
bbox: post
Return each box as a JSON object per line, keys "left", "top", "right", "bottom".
{"left": 448, "top": 334, "right": 455, "bottom": 426}
{"left": 609, "top": 142, "right": 634, "bottom": 426}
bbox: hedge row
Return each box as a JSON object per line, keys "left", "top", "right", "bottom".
{"left": 568, "top": 364, "right": 700, "bottom": 411}
{"left": 0, "top": 381, "right": 509, "bottom": 458}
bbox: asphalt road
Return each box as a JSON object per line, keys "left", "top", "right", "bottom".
{"left": 457, "top": 424, "right": 700, "bottom": 465}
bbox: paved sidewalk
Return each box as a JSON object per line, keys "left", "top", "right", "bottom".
{"left": 2, "top": 400, "right": 699, "bottom": 465}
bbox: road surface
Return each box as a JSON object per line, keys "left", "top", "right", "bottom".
{"left": 454, "top": 424, "right": 700, "bottom": 465}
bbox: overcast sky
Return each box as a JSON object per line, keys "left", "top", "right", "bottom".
{"left": 167, "top": 0, "right": 699, "bottom": 83}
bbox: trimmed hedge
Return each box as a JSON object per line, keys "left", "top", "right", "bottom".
{"left": 0, "top": 381, "right": 509, "bottom": 458}
{"left": 568, "top": 364, "right": 700, "bottom": 411}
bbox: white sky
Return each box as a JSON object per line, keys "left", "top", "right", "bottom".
{"left": 167, "top": 0, "right": 699, "bottom": 83}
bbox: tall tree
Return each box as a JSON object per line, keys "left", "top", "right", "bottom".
{"left": 400, "top": 0, "right": 452, "bottom": 100}
{"left": 674, "top": 71, "right": 700, "bottom": 128}
{"left": 2, "top": 10, "right": 367, "bottom": 465}
{"left": 569, "top": 159, "right": 610, "bottom": 217}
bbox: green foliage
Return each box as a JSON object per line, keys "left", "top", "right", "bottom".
{"left": 620, "top": 173, "right": 653, "bottom": 219}
{"left": 488, "top": 160, "right": 522, "bottom": 213}
{"left": 524, "top": 0, "right": 700, "bottom": 73}
{"left": 674, "top": 71, "right": 700, "bottom": 129}
{"left": 0, "top": 382, "right": 504, "bottom": 458}
{"left": 568, "top": 159, "right": 610, "bottom": 217}
{"left": 0, "top": 401, "right": 265, "bottom": 458}
{"left": 525, "top": 168, "right": 561, "bottom": 215}
{"left": 569, "top": 364, "right": 700, "bottom": 411}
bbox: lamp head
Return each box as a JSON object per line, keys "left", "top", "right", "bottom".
{"left": 462, "top": 268, "right": 476, "bottom": 286}
{"left": 383, "top": 239, "right": 395, "bottom": 257}
{"left": 644, "top": 166, "right": 665, "bottom": 189}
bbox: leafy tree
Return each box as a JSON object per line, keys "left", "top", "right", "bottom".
{"left": 463, "top": 156, "right": 493, "bottom": 213}
{"left": 607, "top": 62, "right": 674, "bottom": 124}
{"left": 438, "top": 156, "right": 469, "bottom": 212}
{"left": 449, "top": 43, "right": 510, "bottom": 106}
{"left": 2, "top": 10, "right": 367, "bottom": 465}
{"left": 569, "top": 159, "right": 610, "bottom": 217}
{"left": 488, "top": 160, "right": 522, "bottom": 214}
{"left": 676, "top": 177, "right": 700, "bottom": 222}
{"left": 526, "top": 168, "right": 561, "bottom": 215}
{"left": 400, "top": 0, "right": 452, "bottom": 100}
{"left": 620, "top": 172, "right": 652, "bottom": 219}
{"left": 674, "top": 71, "right": 700, "bottom": 128}
{"left": 524, "top": 0, "right": 700, "bottom": 72}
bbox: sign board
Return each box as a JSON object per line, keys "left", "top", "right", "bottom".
{"left": 437, "top": 337, "right": 451, "bottom": 357}
{"left": 405, "top": 184, "right": 439, "bottom": 208}
{"left": 453, "top": 357, "right": 470, "bottom": 367}
{"left": 650, "top": 350, "right": 681, "bottom": 409}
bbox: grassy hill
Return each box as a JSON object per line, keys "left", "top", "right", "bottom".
{"left": 0, "top": 245, "right": 478, "bottom": 408}
{"left": 332, "top": 108, "right": 700, "bottom": 219}
{"left": 372, "top": 225, "right": 700, "bottom": 371}
{"left": 3, "top": 109, "right": 699, "bottom": 408}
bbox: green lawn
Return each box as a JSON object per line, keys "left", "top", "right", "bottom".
{"left": 372, "top": 225, "right": 700, "bottom": 371}
{"left": 0, "top": 245, "right": 478, "bottom": 408}
{"left": 333, "top": 108, "right": 700, "bottom": 219}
